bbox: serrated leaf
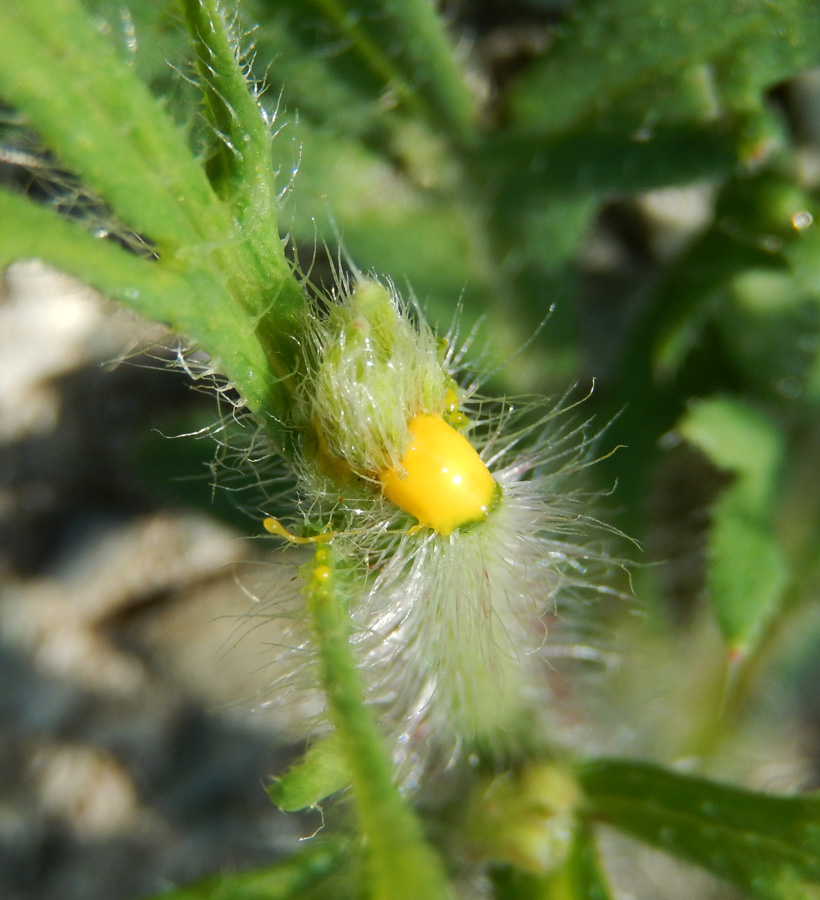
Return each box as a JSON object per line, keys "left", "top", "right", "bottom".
{"left": 707, "top": 492, "right": 789, "bottom": 652}
{"left": 678, "top": 397, "right": 788, "bottom": 652}
{"left": 579, "top": 759, "right": 820, "bottom": 900}
{"left": 679, "top": 397, "right": 784, "bottom": 508}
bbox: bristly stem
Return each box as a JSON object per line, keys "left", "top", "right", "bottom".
{"left": 180, "top": 0, "right": 303, "bottom": 284}
{"left": 179, "top": 0, "right": 313, "bottom": 420}
{"left": 304, "top": 545, "right": 452, "bottom": 900}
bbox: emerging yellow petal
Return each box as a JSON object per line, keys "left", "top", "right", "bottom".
{"left": 379, "top": 414, "right": 500, "bottom": 536}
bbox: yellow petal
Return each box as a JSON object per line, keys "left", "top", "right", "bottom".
{"left": 379, "top": 414, "right": 499, "bottom": 536}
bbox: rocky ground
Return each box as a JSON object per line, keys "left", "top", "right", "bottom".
{"left": 0, "top": 263, "right": 319, "bottom": 900}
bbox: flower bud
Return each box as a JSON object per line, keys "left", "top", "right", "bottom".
{"left": 306, "top": 279, "right": 449, "bottom": 480}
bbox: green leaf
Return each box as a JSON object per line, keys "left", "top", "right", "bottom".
{"left": 717, "top": 269, "right": 819, "bottom": 399}
{"left": 557, "top": 827, "right": 615, "bottom": 900}
{"left": 249, "top": 3, "right": 384, "bottom": 139}
{"left": 679, "top": 397, "right": 784, "bottom": 508}
{"left": 579, "top": 759, "right": 820, "bottom": 900}
{"left": 0, "top": 0, "right": 230, "bottom": 252}
{"left": 711, "top": 5, "right": 820, "bottom": 112}
{"left": 706, "top": 490, "right": 789, "bottom": 653}
{"left": 479, "top": 122, "right": 738, "bottom": 207}
{"left": 274, "top": 0, "right": 475, "bottom": 143}
{"left": 0, "top": 0, "right": 312, "bottom": 439}
{"left": 642, "top": 170, "right": 813, "bottom": 380}
{"left": 142, "top": 840, "right": 347, "bottom": 900}
{"left": 267, "top": 734, "right": 350, "bottom": 813}
{"left": 82, "top": 0, "right": 194, "bottom": 99}
{"left": 678, "top": 397, "right": 788, "bottom": 652}
{"left": 0, "top": 187, "right": 282, "bottom": 418}
{"left": 510, "top": 0, "right": 820, "bottom": 136}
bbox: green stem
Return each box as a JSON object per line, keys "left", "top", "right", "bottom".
{"left": 181, "top": 0, "right": 293, "bottom": 275}
{"left": 179, "top": 0, "right": 309, "bottom": 407}
{"left": 304, "top": 546, "right": 451, "bottom": 900}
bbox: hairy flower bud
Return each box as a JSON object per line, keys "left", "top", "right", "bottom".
{"left": 305, "top": 279, "right": 449, "bottom": 479}
{"left": 265, "top": 276, "right": 614, "bottom": 771}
